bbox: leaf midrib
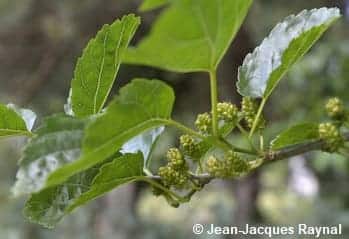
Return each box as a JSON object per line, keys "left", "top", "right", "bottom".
{"left": 0, "top": 128, "right": 31, "bottom": 136}
{"left": 84, "top": 117, "right": 169, "bottom": 154}
{"left": 47, "top": 118, "right": 171, "bottom": 186}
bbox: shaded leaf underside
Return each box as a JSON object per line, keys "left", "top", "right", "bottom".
{"left": 237, "top": 7, "right": 341, "bottom": 98}
{"left": 12, "top": 115, "right": 86, "bottom": 196}
{"left": 24, "top": 153, "right": 143, "bottom": 228}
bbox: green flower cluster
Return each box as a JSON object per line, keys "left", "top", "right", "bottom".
{"left": 241, "top": 97, "right": 265, "bottom": 129}
{"left": 217, "top": 102, "right": 239, "bottom": 122}
{"left": 325, "top": 97, "right": 346, "bottom": 120}
{"left": 158, "top": 148, "right": 189, "bottom": 189}
{"left": 195, "top": 113, "right": 212, "bottom": 134}
{"left": 195, "top": 102, "right": 240, "bottom": 134}
{"left": 179, "top": 134, "right": 200, "bottom": 159}
{"left": 205, "top": 151, "right": 250, "bottom": 178}
{"left": 318, "top": 122, "right": 343, "bottom": 153}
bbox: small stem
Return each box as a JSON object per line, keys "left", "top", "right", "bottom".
{"left": 219, "top": 138, "right": 257, "bottom": 155}
{"left": 140, "top": 177, "right": 188, "bottom": 203}
{"left": 197, "top": 160, "right": 203, "bottom": 173}
{"left": 146, "top": 133, "right": 349, "bottom": 186}
{"left": 189, "top": 179, "right": 202, "bottom": 191}
{"left": 164, "top": 119, "right": 205, "bottom": 140}
{"left": 183, "top": 189, "right": 197, "bottom": 201}
{"left": 143, "top": 168, "right": 153, "bottom": 176}
{"left": 209, "top": 70, "right": 219, "bottom": 136}
{"left": 266, "top": 132, "right": 349, "bottom": 162}
{"left": 237, "top": 123, "right": 258, "bottom": 152}
{"left": 249, "top": 98, "right": 267, "bottom": 137}
{"left": 259, "top": 132, "right": 264, "bottom": 151}
{"left": 237, "top": 123, "right": 249, "bottom": 135}
{"left": 165, "top": 119, "right": 255, "bottom": 155}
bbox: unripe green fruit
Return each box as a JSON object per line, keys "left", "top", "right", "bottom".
{"left": 205, "top": 152, "right": 250, "bottom": 178}
{"left": 217, "top": 102, "right": 239, "bottom": 122}
{"left": 241, "top": 97, "right": 265, "bottom": 129}
{"left": 225, "top": 151, "right": 250, "bottom": 175}
{"left": 158, "top": 165, "right": 177, "bottom": 186}
{"left": 319, "top": 122, "right": 343, "bottom": 152}
{"left": 166, "top": 148, "right": 184, "bottom": 169}
{"left": 195, "top": 113, "right": 212, "bottom": 133}
{"left": 205, "top": 156, "right": 225, "bottom": 178}
{"left": 325, "top": 97, "right": 345, "bottom": 120}
{"left": 179, "top": 134, "right": 198, "bottom": 158}
{"left": 158, "top": 164, "right": 188, "bottom": 189}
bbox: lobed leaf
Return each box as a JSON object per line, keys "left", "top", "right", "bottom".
{"left": 12, "top": 115, "right": 86, "bottom": 196}
{"left": 237, "top": 8, "right": 341, "bottom": 99}
{"left": 69, "top": 14, "right": 140, "bottom": 117}
{"left": 126, "top": 0, "right": 253, "bottom": 72}
{"left": 24, "top": 153, "right": 143, "bottom": 228}
{"left": 0, "top": 103, "right": 35, "bottom": 138}
{"left": 271, "top": 123, "right": 319, "bottom": 150}
{"left": 46, "top": 79, "right": 175, "bottom": 187}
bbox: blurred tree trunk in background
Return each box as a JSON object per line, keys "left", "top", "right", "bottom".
{"left": 92, "top": 186, "right": 139, "bottom": 239}
{"left": 233, "top": 171, "right": 262, "bottom": 225}
{"left": 222, "top": 25, "right": 262, "bottom": 226}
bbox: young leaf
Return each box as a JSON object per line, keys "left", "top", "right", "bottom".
{"left": 271, "top": 123, "right": 319, "bottom": 150}
{"left": 0, "top": 103, "right": 35, "bottom": 137}
{"left": 126, "top": 0, "right": 253, "bottom": 72}
{"left": 24, "top": 153, "right": 143, "bottom": 228}
{"left": 46, "top": 79, "right": 175, "bottom": 187}
{"left": 139, "top": 0, "right": 169, "bottom": 11}
{"left": 69, "top": 14, "right": 140, "bottom": 117}
{"left": 12, "top": 115, "right": 86, "bottom": 196}
{"left": 237, "top": 8, "right": 341, "bottom": 99}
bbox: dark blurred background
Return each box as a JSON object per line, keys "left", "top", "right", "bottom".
{"left": 0, "top": 0, "right": 349, "bottom": 238}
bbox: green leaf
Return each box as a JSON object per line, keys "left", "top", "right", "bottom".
{"left": 67, "top": 153, "right": 143, "bottom": 212}
{"left": 69, "top": 14, "right": 140, "bottom": 117}
{"left": 126, "top": 0, "right": 253, "bottom": 72}
{"left": 23, "top": 162, "right": 102, "bottom": 228}
{"left": 237, "top": 8, "right": 341, "bottom": 99}
{"left": 24, "top": 153, "right": 143, "bottom": 228}
{"left": 271, "top": 123, "right": 319, "bottom": 150}
{"left": 12, "top": 115, "right": 86, "bottom": 196}
{"left": 139, "top": 0, "right": 169, "bottom": 11}
{"left": 46, "top": 79, "right": 175, "bottom": 187}
{"left": 7, "top": 104, "right": 37, "bottom": 131}
{"left": 0, "top": 103, "right": 35, "bottom": 137}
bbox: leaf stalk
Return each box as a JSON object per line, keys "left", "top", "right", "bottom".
{"left": 209, "top": 70, "right": 219, "bottom": 136}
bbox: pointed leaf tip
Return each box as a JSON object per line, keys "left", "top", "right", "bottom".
{"left": 69, "top": 14, "right": 140, "bottom": 117}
